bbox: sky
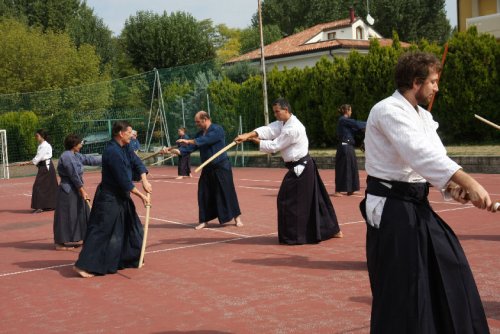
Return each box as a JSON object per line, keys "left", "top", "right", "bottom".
{"left": 85, "top": 0, "right": 458, "bottom": 36}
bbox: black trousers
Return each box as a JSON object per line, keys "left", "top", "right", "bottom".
{"left": 334, "top": 143, "right": 359, "bottom": 193}
{"left": 278, "top": 155, "right": 340, "bottom": 245}
{"left": 75, "top": 185, "right": 143, "bottom": 275}
{"left": 198, "top": 159, "right": 241, "bottom": 224}
{"left": 360, "top": 177, "right": 489, "bottom": 334}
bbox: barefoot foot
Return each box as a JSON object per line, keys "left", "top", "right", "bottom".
{"left": 73, "top": 265, "right": 94, "bottom": 278}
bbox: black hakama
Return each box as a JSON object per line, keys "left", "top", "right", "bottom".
{"left": 75, "top": 185, "right": 143, "bottom": 275}
{"left": 178, "top": 154, "right": 191, "bottom": 176}
{"left": 31, "top": 160, "right": 58, "bottom": 210}
{"left": 334, "top": 143, "right": 360, "bottom": 193}
{"left": 53, "top": 185, "right": 90, "bottom": 244}
{"left": 278, "top": 155, "right": 340, "bottom": 245}
{"left": 198, "top": 159, "right": 241, "bottom": 224}
{"left": 360, "top": 177, "right": 489, "bottom": 334}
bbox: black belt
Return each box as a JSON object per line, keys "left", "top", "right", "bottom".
{"left": 37, "top": 159, "right": 50, "bottom": 167}
{"left": 366, "top": 175, "right": 429, "bottom": 204}
{"left": 284, "top": 154, "right": 310, "bottom": 170}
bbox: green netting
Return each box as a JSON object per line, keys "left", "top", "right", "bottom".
{"left": 0, "top": 60, "right": 251, "bottom": 178}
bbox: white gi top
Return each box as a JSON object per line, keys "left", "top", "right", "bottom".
{"left": 255, "top": 114, "right": 309, "bottom": 162}
{"left": 32, "top": 140, "right": 53, "bottom": 169}
{"left": 364, "top": 90, "right": 461, "bottom": 227}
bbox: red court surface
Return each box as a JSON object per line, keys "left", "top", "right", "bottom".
{"left": 0, "top": 166, "right": 499, "bottom": 334}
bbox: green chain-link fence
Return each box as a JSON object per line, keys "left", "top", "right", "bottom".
{"left": 0, "top": 60, "right": 251, "bottom": 178}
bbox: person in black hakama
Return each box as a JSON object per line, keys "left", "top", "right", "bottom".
{"left": 172, "top": 111, "right": 242, "bottom": 230}
{"left": 20, "top": 129, "right": 58, "bottom": 213}
{"left": 333, "top": 104, "right": 366, "bottom": 197}
{"left": 53, "top": 134, "right": 101, "bottom": 251}
{"left": 73, "top": 121, "right": 152, "bottom": 278}
{"left": 235, "top": 98, "right": 342, "bottom": 245}
{"left": 361, "top": 51, "right": 496, "bottom": 333}
{"left": 175, "top": 127, "right": 192, "bottom": 179}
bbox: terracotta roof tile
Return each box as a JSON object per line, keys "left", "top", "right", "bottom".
{"left": 227, "top": 18, "right": 409, "bottom": 64}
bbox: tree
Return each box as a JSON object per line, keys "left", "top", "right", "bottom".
{"left": 239, "top": 24, "right": 283, "bottom": 54}
{"left": 66, "top": 4, "right": 115, "bottom": 70}
{"left": 0, "top": 18, "right": 108, "bottom": 94}
{"left": 257, "top": 0, "right": 451, "bottom": 43}
{"left": 213, "top": 24, "right": 242, "bottom": 62}
{"left": 0, "top": 0, "right": 80, "bottom": 32}
{"left": 122, "top": 11, "right": 216, "bottom": 71}
{"left": 0, "top": 0, "right": 115, "bottom": 70}
{"left": 433, "top": 27, "right": 500, "bottom": 143}
{"left": 257, "top": 0, "right": 362, "bottom": 36}
{"left": 371, "top": 0, "right": 451, "bottom": 43}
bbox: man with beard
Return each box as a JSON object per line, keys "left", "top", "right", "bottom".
{"left": 360, "top": 51, "right": 495, "bottom": 333}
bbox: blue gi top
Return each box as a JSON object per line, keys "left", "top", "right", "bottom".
{"left": 57, "top": 151, "right": 102, "bottom": 192}
{"left": 177, "top": 134, "right": 193, "bottom": 156}
{"left": 336, "top": 116, "right": 366, "bottom": 145}
{"left": 182, "top": 123, "right": 227, "bottom": 165}
{"left": 129, "top": 138, "right": 141, "bottom": 151}
{"left": 101, "top": 139, "right": 148, "bottom": 194}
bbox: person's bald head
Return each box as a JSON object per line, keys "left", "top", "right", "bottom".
{"left": 194, "top": 111, "right": 211, "bottom": 130}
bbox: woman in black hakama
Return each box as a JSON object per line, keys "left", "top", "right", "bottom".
{"left": 53, "top": 134, "right": 101, "bottom": 250}
{"left": 278, "top": 155, "right": 340, "bottom": 245}
{"left": 334, "top": 104, "right": 366, "bottom": 196}
{"left": 29, "top": 129, "right": 58, "bottom": 212}
{"left": 176, "top": 127, "right": 192, "bottom": 179}
{"left": 31, "top": 161, "right": 58, "bottom": 210}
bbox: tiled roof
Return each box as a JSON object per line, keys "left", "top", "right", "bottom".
{"left": 227, "top": 18, "right": 409, "bottom": 64}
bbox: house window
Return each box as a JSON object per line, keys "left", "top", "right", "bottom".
{"left": 356, "top": 27, "right": 364, "bottom": 39}
{"left": 327, "top": 32, "right": 336, "bottom": 40}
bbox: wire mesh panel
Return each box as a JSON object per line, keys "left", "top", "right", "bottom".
{"left": 0, "top": 129, "right": 8, "bottom": 179}
{"left": 0, "top": 60, "right": 253, "bottom": 177}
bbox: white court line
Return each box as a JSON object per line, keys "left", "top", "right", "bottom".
{"left": 238, "top": 185, "right": 278, "bottom": 191}
{"left": 146, "top": 232, "right": 278, "bottom": 255}
{"left": 0, "top": 203, "right": 480, "bottom": 278}
{"left": 0, "top": 263, "right": 73, "bottom": 277}
{"left": 140, "top": 215, "right": 250, "bottom": 238}
{"left": 239, "top": 178, "right": 281, "bottom": 183}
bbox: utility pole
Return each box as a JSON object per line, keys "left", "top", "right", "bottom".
{"left": 258, "top": 0, "right": 269, "bottom": 126}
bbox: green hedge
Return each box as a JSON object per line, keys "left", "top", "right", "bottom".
{"left": 0, "top": 111, "right": 39, "bottom": 162}
{"left": 212, "top": 28, "right": 500, "bottom": 147}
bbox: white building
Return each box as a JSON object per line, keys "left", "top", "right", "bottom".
{"left": 226, "top": 8, "right": 409, "bottom": 71}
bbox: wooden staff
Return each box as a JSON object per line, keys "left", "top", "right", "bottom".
{"left": 139, "top": 151, "right": 162, "bottom": 161}
{"left": 194, "top": 141, "right": 237, "bottom": 173}
{"left": 150, "top": 154, "right": 175, "bottom": 166}
{"left": 139, "top": 147, "right": 171, "bottom": 161}
{"left": 494, "top": 202, "right": 500, "bottom": 212}
{"left": 138, "top": 193, "right": 151, "bottom": 268}
{"left": 474, "top": 114, "right": 500, "bottom": 131}
{"left": 428, "top": 42, "right": 449, "bottom": 112}
{"left": 85, "top": 198, "right": 92, "bottom": 210}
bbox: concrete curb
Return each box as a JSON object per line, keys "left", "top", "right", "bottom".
{"left": 243, "top": 155, "right": 500, "bottom": 174}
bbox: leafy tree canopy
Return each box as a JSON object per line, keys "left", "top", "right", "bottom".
{"left": 0, "top": 18, "right": 108, "bottom": 94}
{"left": 0, "top": 0, "right": 115, "bottom": 69}
{"left": 257, "top": 0, "right": 451, "bottom": 43}
{"left": 122, "top": 11, "right": 216, "bottom": 71}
